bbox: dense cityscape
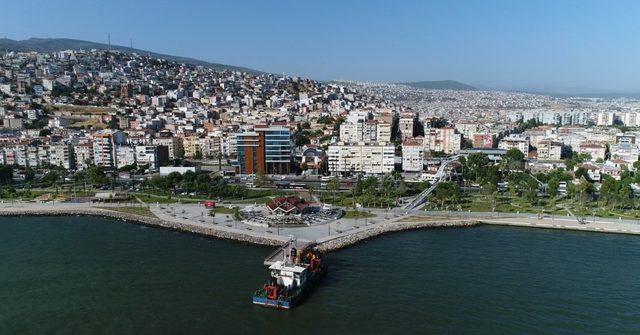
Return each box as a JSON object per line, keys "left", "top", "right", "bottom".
{"left": 3, "top": 1, "right": 640, "bottom": 333}
{"left": 2, "top": 49, "right": 640, "bottom": 218}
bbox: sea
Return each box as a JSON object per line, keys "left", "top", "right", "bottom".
{"left": 0, "top": 216, "right": 638, "bottom": 334}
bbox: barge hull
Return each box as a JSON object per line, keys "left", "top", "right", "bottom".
{"left": 252, "top": 297, "right": 291, "bottom": 310}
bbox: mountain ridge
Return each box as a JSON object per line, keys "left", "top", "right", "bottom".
{"left": 397, "top": 80, "right": 476, "bottom": 91}
{"left": 0, "top": 37, "right": 261, "bottom": 73}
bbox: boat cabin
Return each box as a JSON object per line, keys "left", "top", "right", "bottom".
{"left": 269, "top": 261, "right": 309, "bottom": 288}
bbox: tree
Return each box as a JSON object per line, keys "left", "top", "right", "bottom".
{"left": 565, "top": 152, "right": 591, "bottom": 170}
{"left": 327, "top": 176, "right": 340, "bottom": 202}
{"left": 574, "top": 167, "right": 590, "bottom": 181}
{"left": 483, "top": 182, "right": 498, "bottom": 210}
{"left": 119, "top": 164, "right": 137, "bottom": 172}
{"left": 599, "top": 176, "right": 617, "bottom": 207}
{"left": 517, "top": 118, "right": 541, "bottom": 131}
{"left": 216, "top": 152, "right": 224, "bottom": 172}
{"left": 390, "top": 114, "right": 401, "bottom": 142}
{"left": 576, "top": 178, "right": 593, "bottom": 207}
{"left": 41, "top": 170, "right": 61, "bottom": 187}
{"left": 194, "top": 149, "right": 203, "bottom": 160}
{"left": 430, "top": 182, "right": 462, "bottom": 209}
{"left": 255, "top": 171, "right": 266, "bottom": 188}
{"left": 547, "top": 178, "right": 560, "bottom": 198}
{"left": 0, "top": 165, "right": 13, "bottom": 185}
{"left": 397, "top": 180, "right": 407, "bottom": 197}
{"left": 39, "top": 129, "right": 52, "bottom": 136}
{"left": 25, "top": 167, "right": 36, "bottom": 183}
{"left": 523, "top": 177, "right": 540, "bottom": 203}
{"left": 307, "top": 185, "right": 316, "bottom": 202}
{"left": 85, "top": 165, "right": 108, "bottom": 185}
{"left": 618, "top": 184, "right": 633, "bottom": 209}
{"left": 176, "top": 146, "right": 185, "bottom": 160}
{"left": 502, "top": 149, "right": 525, "bottom": 171}
{"left": 461, "top": 153, "right": 489, "bottom": 183}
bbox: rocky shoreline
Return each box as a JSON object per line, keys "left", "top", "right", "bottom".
{"left": 0, "top": 207, "right": 286, "bottom": 247}
{"left": 0, "top": 207, "right": 481, "bottom": 252}
{"left": 316, "top": 219, "right": 481, "bottom": 252}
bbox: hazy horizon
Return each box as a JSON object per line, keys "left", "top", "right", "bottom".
{"left": 3, "top": 0, "right": 640, "bottom": 92}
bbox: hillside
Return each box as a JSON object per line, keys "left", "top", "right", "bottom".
{"left": 0, "top": 37, "right": 261, "bottom": 73}
{"left": 398, "top": 80, "right": 476, "bottom": 91}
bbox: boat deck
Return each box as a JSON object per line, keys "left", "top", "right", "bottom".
{"left": 264, "top": 240, "right": 311, "bottom": 265}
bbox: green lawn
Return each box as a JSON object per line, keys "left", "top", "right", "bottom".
{"left": 319, "top": 192, "right": 396, "bottom": 209}
{"left": 137, "top": 194, "right": 201, "bottom": 204}
{"left": 427, "top": 192, "right": 640, "bottom": 219}
{"left": 97, "top": 206, "right": 157, "bottom": 218}
{"left": 209, "top": 206, "right": 237, "bottom": 215}
{"left": 343, "top": 210, "right": 376, "bottom": 219}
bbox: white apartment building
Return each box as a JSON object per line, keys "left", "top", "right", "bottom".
{"left": 402, "top": 139, "right": 424, "bottom": 172}
{"left": 182, "top": 136, "right": 200, "bottom": 158}
{"left": 49, "top": 144, "right": 75, "bottom": 170}
{"left": 74, "top": 144, "right": 94, "bottom": 170}
{"left": 610, "top": 143, "right": 639, "bottom": 163}
{"left": 376, "top": 121, "right": 392, "bottom": 143}
{"left": 620, "top": 112, "right": 640, "bottom": 127}
{"left": 398, "top": 113, "right": 414, "bottom": 140}
{"left": 327, "top": 144, "right": 395, "bottom": 174}
{"left": 223, "top": 133, "right": 237, "bottom": 157}
{"left": 135, "top": 145, "right": 158, "bottom": 170}
{"left": 364, "top": 121, "right": 378, "bottom": 142}
{"left": 596, "top": 112, "right": 615, "bottom": 126}
{"left": 339, "top": 122, "right": 364, "bottom": 143}
{"left": 498, "top": 134, "right": 530, "bottom": 154}
{"left": 198, "top": 136, "right": 221, "bottom": 158}
{"left": 536, "top": 140, "right": 562, "bottom": 161}
{"left": 26, "top": 145, "right": 38, "bottom": 167}
{"left": 115, "top": 146, "right": 136, "bottom": 168}
{"left": 423, "top": 127, "right": 462, "bottom": 154}
{"left": 578, "top": 141, "right": 607, "bottom": 161}
{"left": 454, "top": 122, "right": 479, "bottom": 139}
{"left": 93, "top": 134, "right": 115, "bottom": 168}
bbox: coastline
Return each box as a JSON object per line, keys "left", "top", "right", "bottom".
{"left": 0, "top": 205, "right": 482, "bottom": 252}
{"left": 316, "top": 219, "right": 480, "bottom": 252}
{"left": 0, "top": 207, "right": 286, "bottom": 248}
{"left": 2, "top": 205, "right": 640, "bottom": 253}
{"left": 481, "top": 218, "right": 640, "bottom": 236}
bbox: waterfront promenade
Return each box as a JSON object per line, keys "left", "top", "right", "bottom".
{"left": 1, "top": 201, "right": 640, "bottom": 251}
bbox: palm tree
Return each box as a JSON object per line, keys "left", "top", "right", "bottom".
{"left": 328, "top": 176, "right": 340, "bottom": 202}
{"left": 308, "top": 185, "right": 316, "bottom": 202}
{"left": 216, "top": 152, "right": 223, "bottom": 172}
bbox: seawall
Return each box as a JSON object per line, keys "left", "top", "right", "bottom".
{"left": 316, "top": 219, "right": 480, "bottom": 252}
{"left": 0, "top": 207, "right": 286, "bottom": 247}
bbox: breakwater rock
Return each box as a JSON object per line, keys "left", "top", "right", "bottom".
{"left": 0, "top": 207, "right": 285, "bottom": 247}
{"left": 316, "top": 219, "right": 480, "bottom": 252}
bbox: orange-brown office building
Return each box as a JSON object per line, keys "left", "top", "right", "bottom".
{"left": 236, "top": 126, "right": 292, "bottom": 175}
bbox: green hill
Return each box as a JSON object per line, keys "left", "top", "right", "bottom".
{"left": 0, "top": 37, "right": 261, "bottom": 73}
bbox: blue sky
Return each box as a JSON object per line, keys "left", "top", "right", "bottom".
{"left": 2, "top": 0, "right": 640, "bottom": 91}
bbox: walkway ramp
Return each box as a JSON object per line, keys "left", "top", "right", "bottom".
{"left": 403, "top": 155, "right": 459, "bottom": 211}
